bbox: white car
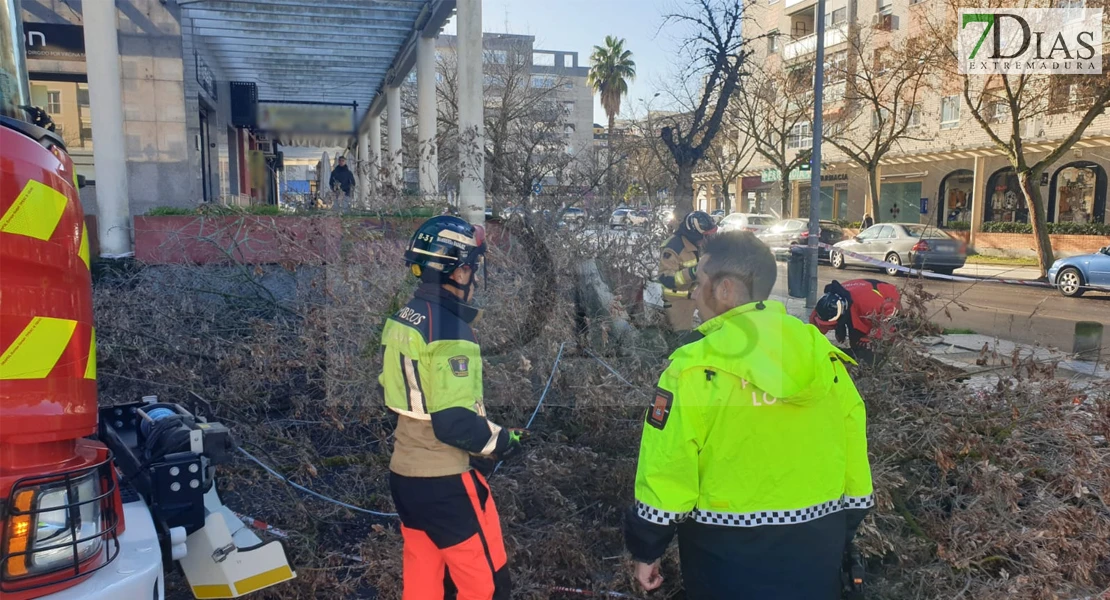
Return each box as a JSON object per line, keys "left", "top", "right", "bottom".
{"left": 610, "top": 208, "right": 649, "bottom": 229}
{"left": 718, "top": 213, "right": 777, "bottom": 233}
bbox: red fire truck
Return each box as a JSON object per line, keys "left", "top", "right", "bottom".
{"left": 0, "top": 2, "right": 293, "bottom": 598}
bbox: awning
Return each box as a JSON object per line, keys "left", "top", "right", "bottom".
{"left": 179, "top": 0, "right": 454, "bottom": 130}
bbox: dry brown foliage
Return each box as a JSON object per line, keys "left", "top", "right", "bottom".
{"left": 92, "top": 217, "right": 1108, "bottom": 600}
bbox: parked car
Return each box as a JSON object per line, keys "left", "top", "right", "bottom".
{"left": 718, "top": 213, "right": 777, "bottom": 234}
{"left": 830, "top": 223, "right": 967, "bottom": 276}
{"left": 757, "top": 219, "right": 846, "bottom": 260}
{"left": 561, "top": 207, "right": 587, "bottom": 225}
{"left": 610, "top": 208, "right": 649, "bottom": 229}
{"left": 1048, "top": 246, "right": 1110, "bottom": 297}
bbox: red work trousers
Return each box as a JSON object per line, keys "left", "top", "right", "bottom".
{"left": 390, "top": 469, "right": 511, "bottom": 600}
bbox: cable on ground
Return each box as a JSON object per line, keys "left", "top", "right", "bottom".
{"left": 583, "top": 348, "right": 639, "bottom": 390}
{"left": 237, "top": 447, "right": 400, "bottom": 518}
{"left": 494, "top": 341, "right": 566, "bottom": 474}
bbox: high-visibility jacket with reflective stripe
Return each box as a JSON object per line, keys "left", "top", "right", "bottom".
{"left": 379, "top": 284, "right": 510, "bottom": 478}
{"left": 626, "top": 300, "right": 873, "bottom": 562}
{"left": 657, "top": 235, "right": 699, "bottom": 298}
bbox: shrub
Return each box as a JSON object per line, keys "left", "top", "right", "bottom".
{"left": 944, "top": 221, "right": 971, "bottom": 231}
{"left": 145, "top": 206, "right": 195, "bottom": 216}
{"left": 980, "top": 221, "right": 1110, "bottom": 235}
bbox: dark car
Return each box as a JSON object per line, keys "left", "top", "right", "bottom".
{"left": 757, "top": 219, "right": 845, "bottom": 260}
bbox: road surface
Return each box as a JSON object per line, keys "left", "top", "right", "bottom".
{"left": 778, "top": 262, "right": 1110, "bottom": 351}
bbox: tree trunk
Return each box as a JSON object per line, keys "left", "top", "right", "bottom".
{"left": 867, "top": 166, "right": 881, "bottom": 223}
{"left": 721, "top": 185, "right": 732, "bottom": 215}
{"left": 675, "top": 164, "right": 695, "bottom": 215}
{"left": 607, "top": 113, "right": 616, "bottom": 202}
{"left": 1017, "top": 169, "right": 1054, "bottom": 279}
{"left": 780, "top": 175, "right": 792, "bottom": 219}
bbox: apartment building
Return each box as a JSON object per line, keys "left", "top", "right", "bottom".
{"left": 432, "top": 33, "right": 594, "bottom": 162}
{"left": 730, "top": 0, "right": 1110, "bottom": 243}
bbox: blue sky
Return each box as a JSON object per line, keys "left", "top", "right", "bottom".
{"left": 444, "top": 0, "right": 687, "bottom": 125}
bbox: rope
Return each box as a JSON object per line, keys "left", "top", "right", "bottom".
{"left": 583, "top": 348, "right": 639, "bottom": 390}
{"left": 237, "top": 447, "right": 400, "bottom": 518}
{"left": 494, "top": 341, "right": 566, "bottom": 474}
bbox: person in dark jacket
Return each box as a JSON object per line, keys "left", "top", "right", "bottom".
{"left": 329, "top": 156, "right": 356, "bottom": 195}
{"left": 861, "top": 213, "right": 874, "bottom": 229}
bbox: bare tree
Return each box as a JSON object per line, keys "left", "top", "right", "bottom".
{"left": 924, "top": 0, "right": 1110, "bottom": 276}
{"left": 734, "top": 65, "right": 813, "bottom": 218}
{"left": 429, "top": 39, "right": 578, "bottom": 213}
{"left": 658, "top": 0, "right": 753, "bottom": 215}
{"left": 701, "top": 108, "right": 755, "bottom": 214}
{"left": 822, "top": 28, "right": 933, "bottom": 223}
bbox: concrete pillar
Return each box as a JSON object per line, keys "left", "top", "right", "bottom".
{"left": 417, "top": 35, "right": 439, "bottom": 199}
{"left": 386, "top": 85, "right": 403, "bottom": 189}
{"left": 456, "top": 0, "right": 486, "bottom": 224}
{"left": 84, "top": 0, "right": 131, "bottom": 255}
{"left": 970, "top": 156, "right": 987, "bottom": 248}
{"left": 358, "top": 128, "right": 370, "bottom": 207}
{"left": 369, "top": 112, "right": 382, "bottom": 187}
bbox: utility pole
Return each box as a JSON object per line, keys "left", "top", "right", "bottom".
{"left": 806, "top": 0, "right": 827, "bottom": 308}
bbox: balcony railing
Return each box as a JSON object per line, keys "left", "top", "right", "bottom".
{"left": 783, "top": 24, "right": 848, "bottom": 60}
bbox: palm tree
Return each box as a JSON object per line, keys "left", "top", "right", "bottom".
{"left": 588, "top": 36, "right": 636, "bottom": 154}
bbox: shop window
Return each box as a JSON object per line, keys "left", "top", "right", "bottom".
{"left": 1053, "top": 164, "right": 1104, "bottom": 224}
{"left": 879, "top": 181, "right": 922, "bottom": 223}
{"left": 985, "top": 170, "right": 1028, "bottom": 223}
{"left": 938, "top": 169, "right": 974, "bottom": 227}
{"left": 797, "top": 185, "right": 835, "bottom": 220}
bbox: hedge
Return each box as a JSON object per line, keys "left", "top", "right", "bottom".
{"left": 980, "top": 221, "right": 1110, "bottom": 235}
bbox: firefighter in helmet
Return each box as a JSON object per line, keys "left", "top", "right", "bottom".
{"left": 810, "top": 279, "right": 902, "bottom": 365}
{"left": 657, "top": 210, "right": 718, "bottom": 330}
{"left": 379, "top": 216, "right": 521, "bottom": 600}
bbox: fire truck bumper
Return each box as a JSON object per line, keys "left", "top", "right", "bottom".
{"left": 47, "top": 499, "right": 164, "bottom": 600}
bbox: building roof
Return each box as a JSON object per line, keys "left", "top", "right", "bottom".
{"left": 179, "top": 0, "right": 454, "bottom": 125}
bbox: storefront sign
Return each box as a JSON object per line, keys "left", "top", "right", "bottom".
{"left": 23, "top": 23, "right": 85, "bottom": 62}
{"left": 196, "top": 55, "right": 217, "bottom": 101}
{"left": 257, "top": 102, "right": 354, "bottom": 135}
{"left": 761, "top": 168, "right": 849, "bottom": 183}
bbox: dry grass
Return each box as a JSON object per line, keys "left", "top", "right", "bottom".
{"left": 92, "top": 215, "right": 1109, "bottom": 600}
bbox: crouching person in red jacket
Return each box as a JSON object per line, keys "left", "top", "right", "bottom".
{"left": 810, "top": 279, "right": 901, "bottom": 364}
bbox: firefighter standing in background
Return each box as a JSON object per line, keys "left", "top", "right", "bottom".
{"left": 380, "top": 216, "right": 522, "bottom": 600}
{"left": 810, "top": 278, "right": 902, "bottom": 365}
{"left": 657, "top": 210, "right": 718, "bottom": 330}
{"left": 626, "top": 231, "right": 874, "bottom": 599}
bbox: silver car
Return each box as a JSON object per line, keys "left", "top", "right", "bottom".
{"left": 609, "top": 208, "right": 649, "bottom": 229}
{"left": 831, "top": 223, "right": 967, "bottom": 276}
{"left": 718, "top": 213, "right": 777, "bottom": 234}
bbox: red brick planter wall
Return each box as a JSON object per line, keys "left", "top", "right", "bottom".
{"left": 972, "top": 233, "right": 1110, "bottom": 258}
{"left": 134, "top": 216, "right": 425, "bottom": 265}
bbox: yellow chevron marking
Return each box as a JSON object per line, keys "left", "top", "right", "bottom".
{"left": 0, "top": 317, "right": 78, "bottom": 380}
{"left": 84, "top": 328, "right": 97, "bottom": 380}
{"left": 0, "top": 180, "right": 68, "bottom": 241}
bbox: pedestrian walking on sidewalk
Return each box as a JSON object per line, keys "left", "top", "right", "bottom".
{"left": 379, "top": 216, "right": 524, "bottom": 600}
{"left": 626, "top": 231, "right": 874, "bottom": 600}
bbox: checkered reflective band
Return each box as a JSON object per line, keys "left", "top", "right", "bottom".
{"left": 636, "top": 502, "right": 691, "bottom": 526}
{"left": 637, "top": 494, "right": 875, "bottom": 528}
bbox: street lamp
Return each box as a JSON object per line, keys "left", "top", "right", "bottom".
{"left": 806, "top": 0, "right": 827, "bottom": 308}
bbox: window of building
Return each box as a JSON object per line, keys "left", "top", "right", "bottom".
{"left": 788, "top": 65, "right": 813, "bottom": 92}
{"left": 877, "top": 0, "right": 893, "bottom": 13}
{"left": 871, "top": 107, "right": 891, "bottom": 130}
{"left": 1053, "top": 164, "right": 1103, "bottom": 223}
{"left": 940, "top": 96, "right": 960, "bottom": 128}
{"left": 488, "top": 50, "right": 508, "bottom": 64}
{"left": 77, "top": 84, "right": 89, "bottom": 107}
{"left": 825, "top": 50, "right": 847, "bottom": 84}
{"left": 825, "top": 7, "right": 847, "bottom": 28}
{"left": 986, "top": 170, "right": 1027, "bottom": 223}
{"left": 908, "top": 104, "right": 922, "bottom": 127}
{"left": 768, "top": 30, "right": 779, "bottom": 54}
{"left": 563, "top": 101, "right": 575, "bottom": 114}
{"left": 989, "top": 101, "right": 1010, "bottom": 122}
{"left": 47, "top": 90, "right": 62, "bottom": 114}
{"left": 787, "top": 122, "right": 812, "bottom": 149}
{"left": 533, "top": 52, "right": 556, "bottom": 67}
{"left": 563, "top": 54, "right": 574, "bottom": 68}
{"left": 532, "top": 75, "right": 555, "bottom": 88}
{"left": 564, "top": 124, "right": 576, "bottom": 135}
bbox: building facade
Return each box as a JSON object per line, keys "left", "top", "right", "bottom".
{"left": 727, "top": 0, "right": 1110, "bottom": 249}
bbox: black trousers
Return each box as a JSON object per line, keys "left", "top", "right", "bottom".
{"left": 676, "top": 516, "right": 846, "bottom": 600}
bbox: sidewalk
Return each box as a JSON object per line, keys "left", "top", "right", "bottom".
{"left": 953, "top": 263, "right": 1042, "bottom": 280}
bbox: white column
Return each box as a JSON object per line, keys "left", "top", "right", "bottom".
{"left": 417, "top": 34, "right": 439, "bottom": 199}
{"left": 369, "top": 112, "right": 382, "bottom": 188}
{"left": 386, "top": 85, "right": 403, "bottom": 189}
{"left": 357, "top": 128, "right": 370, "bottom": 207}
{"left": 456, "top": 0, "right": 485, "bottom": 224}
{"left": 84, "top": 0, "right": 131, "bottom": 255}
